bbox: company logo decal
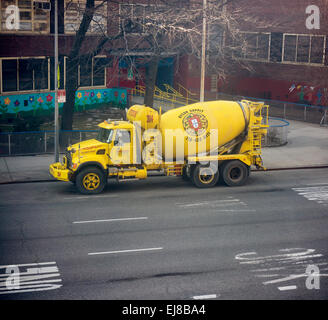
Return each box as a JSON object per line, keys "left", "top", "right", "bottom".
{"left": 182, "top": 112, "right": 208, "bottom": 137}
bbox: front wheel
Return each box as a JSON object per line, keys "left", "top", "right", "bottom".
{"left": 221, "top": 160, "right": 249, "bottom": 187}
{"left": 76, "top": 167, "right": 106, "bottom": 194}
{"left": 191, "top": 164, "right": 219, "bottom": 188}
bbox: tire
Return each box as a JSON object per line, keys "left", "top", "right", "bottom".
{"left": 221, "top": 160, "right": 249, "bottom": 187}
{"left": 181, "top": 166, "right": 190, "bottom": 181}
{"left": 75, "top": 167, "right": 106, "bottom": 194}
{"left": 191, "top": 163, "right": 219, "bottom": 188}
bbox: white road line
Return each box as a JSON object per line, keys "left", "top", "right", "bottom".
{"left": 292, "top": 186, "right": 328, "bottom": 205}
{"left": 0, "top": 262, "right": 56, "bottom": 269}
{"left": 251, "top": 267, "right": 285, "bottom": 272}
{"left": 73, "top": 217, "right": 148, "bottom": 224}
{"left": 0, "top": 284, "right": 62, "bottom": 295}
{"left": 0, "top": 262, "right": 62, "bottom": 295}
{"left": 0, "top": 278, "right": 62, "bottom": 288}
{"left": 177, "top": 199, "right": 243, "bottom": 207}
{"left": 0, "top": 273, "right": 61, "bottom": 285}
{"left": 192, "top": 294, "right": 217, "bottom": 300}
{"left": 88, "top": 247, "right": 163, "bottom": 256}
{"left": 216, "top": 209, "right": 256, "bottom": 212}
{"left": 263, "top": 274, "right": 306, "bottom": 285}
{"left": 278, "top": 285, "right": 297, "bottom": 291}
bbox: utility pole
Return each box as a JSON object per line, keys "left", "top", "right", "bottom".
{"left": 54, "top": 0, "right": 59, "bottom": 162}
{"left": 200, "top": 0, "right": 207, "bottom": 102}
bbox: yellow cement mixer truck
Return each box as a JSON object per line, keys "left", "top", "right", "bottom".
{"left": 50, "top": 100, "right": 269, "bottom": 194}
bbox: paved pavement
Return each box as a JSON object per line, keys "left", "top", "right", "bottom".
{"left": 0, "top": 118, "right": 327, "bottom": 184}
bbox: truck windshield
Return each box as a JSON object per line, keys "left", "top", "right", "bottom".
{"left": 97, "top": 128, "right": 114, "bottom": 143}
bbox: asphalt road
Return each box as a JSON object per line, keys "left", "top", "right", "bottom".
{"left": 0, "top": 168, "right": 328, "bottom": 300}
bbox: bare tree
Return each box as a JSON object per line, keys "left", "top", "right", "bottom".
{"left": 61, "top": 0, "right": 272, "bottom": 130}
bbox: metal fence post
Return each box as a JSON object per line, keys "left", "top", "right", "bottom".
{"left": 304, "top": 106, "right": 307, "bottom": 121}
{"left": 283, "top": 103, "right": 286, "bottom": 119}
{"left": 44, "top": 131, "right": 47, "bottom": 153}
{"left": 8, "top": 134, "right": 11, "bottom": 156}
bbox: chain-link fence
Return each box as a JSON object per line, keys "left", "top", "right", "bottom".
{"left": 215, "top": 92, "right": 328, "bottom": 125}
{"left": 0, "top": 118, "right": 288, "bottom": 156}
{"left": 0, "top": 130, "right": 98, "bottom": 156}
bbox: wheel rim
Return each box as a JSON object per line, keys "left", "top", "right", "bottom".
{"left": 229, "top": 167, "right": 242, "bottom": 181}
{"left": 198, "top": 167, "right": 215, "bottom": 184}
{"left": 83, "top": 173, "right": 100, "bottom": 190}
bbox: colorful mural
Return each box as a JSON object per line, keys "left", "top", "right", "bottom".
{"left": 287, "top": 84, "right": 328, "bottom": 106}
{"left": 0, "top": 88, "right": 128, "bottom": 118}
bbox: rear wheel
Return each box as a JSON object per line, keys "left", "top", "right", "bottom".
{"left": 221, "top": 160, "right": 249, "bottom": 187}
{"left": 76, "top": 167, "right": 106, "bottom": 194}
{"left": 191, "top": 164, "right": 219, "bottom": 188}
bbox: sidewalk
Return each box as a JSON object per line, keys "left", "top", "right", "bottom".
{"left": 0, "top": 119, "right": 327, "bottom": 184}
{"left": 262, "top": 120, "right": 328, "bottom": 169}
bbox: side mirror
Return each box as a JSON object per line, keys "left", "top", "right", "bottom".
{"left": 114, "top": 140, "right": 119, "bottom": 146}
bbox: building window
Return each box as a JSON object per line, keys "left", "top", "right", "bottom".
{"left": 208, "top": 23, "right": 225, "bottom": 53}
{"left": 1, "top": 57, "right": 49, "bottom": 93}
{"left": 2, "top": 59, "right": 17, "bottom": 92}
{"left": 64, "top": 0, "right": 107, "bottom": 34}
{"left": 1, "top": 56, "right": 109, "bottom": 93}
{"left": 233, "top": 32, "right": 270, "bottom": 62}
{"left": 67, "top": 56, "right": 110, "bottom": 88}
{"left": 120, "top": 4, "right": 145, "bottom": 34}
{"left": 93, "top": 57, "right": 109, "bottom": 86}
{"left": 79, "top": 56, "right": 93, "bottom": 87}
{"left": 120, "top": 3, "right": 167, "bottom": 34}
{"left": 270, "top": 32, "right": 283, "bottom": 63}
{"left": 283, "top": 34, "right": 326, "bottom": 65}
{"left": 0, "top": 0, "right": 50, "bottom": 33}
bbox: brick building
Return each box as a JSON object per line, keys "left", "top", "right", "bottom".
{"left": 0, "top": 0, "right": 327, "bottom": 120}
{"left": 216, "top": 0, "right": 328, "bottom": 106}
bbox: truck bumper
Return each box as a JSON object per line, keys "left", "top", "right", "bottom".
{"left": 50, "top": 162, "right": 71, "bottom": 182}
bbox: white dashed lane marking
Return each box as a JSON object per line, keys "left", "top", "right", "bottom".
{"left": 278, "top": 285, "right": 297, "bottom": 291}
{"left": 192, "top": 294, "right": 218, "bottom": 300}
{"left": 88, "top": 247, "right": 163, "bottom": 256}
{"left": 73, "top": 217, "right": 148, "bottom": 224}
{"left": 176, "top": 198, "right": 255, "bottom": 213}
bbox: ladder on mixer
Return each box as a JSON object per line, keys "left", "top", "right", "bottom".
{"left": 250, "top": 126, "right": 263, "bottom": 155}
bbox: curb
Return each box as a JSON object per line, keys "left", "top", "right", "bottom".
{"left": 1, "top": 165, "right": 328, "bottom": 185}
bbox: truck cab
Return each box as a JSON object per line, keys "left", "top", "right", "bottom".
{"left": 50, "top": 119, "right": 146, "bottom": 194}
{"left": 98, "top": 121, "right": 135, "bottom": 165}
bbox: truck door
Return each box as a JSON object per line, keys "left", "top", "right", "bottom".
{"left": 112, "top": 129, "right": 132, "bottom": 165}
